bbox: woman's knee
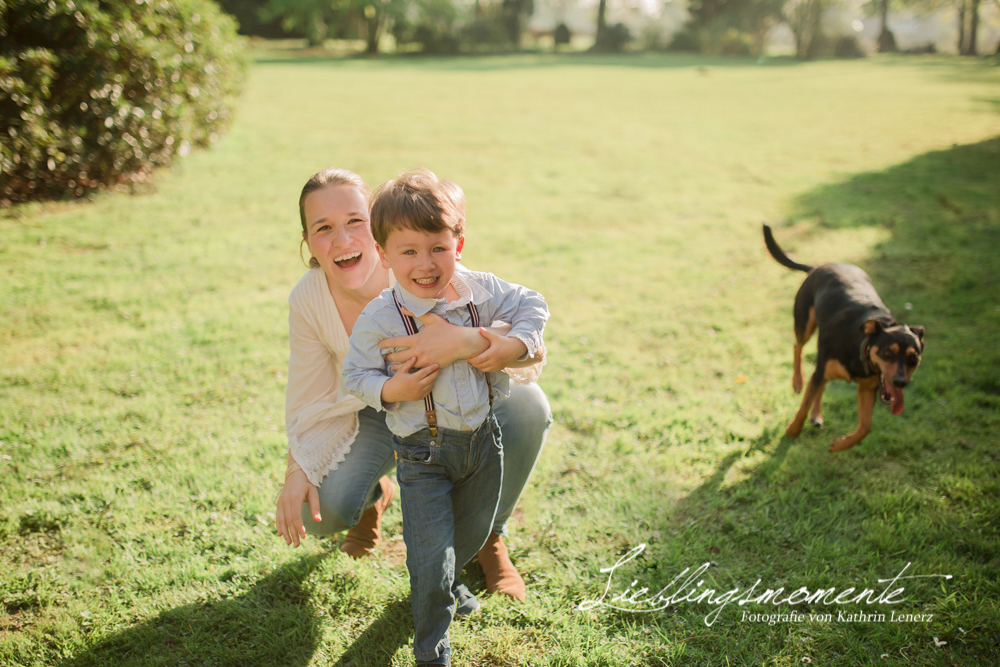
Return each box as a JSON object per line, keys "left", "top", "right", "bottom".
{"left": 502, "top": 383, "right": 553, "bottom": 433}
{"left": 302, "top": 498, "right": 355, "bottom": 536}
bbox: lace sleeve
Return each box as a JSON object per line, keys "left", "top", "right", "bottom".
{"left": 504, "top": 342, "right": 547, "bottom": 385}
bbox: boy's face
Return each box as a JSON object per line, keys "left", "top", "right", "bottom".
{"left": 377, "top": 227, "right": 465, "bottom": 300}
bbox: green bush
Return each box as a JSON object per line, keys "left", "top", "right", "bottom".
{"left": 668, "top": 28, "right": 702, "bottom": 52}
{"left": 460, "top": 16, "right": 513, "bottom": 51}
{"left": 0, "top": 0, "right": 248, "bottom": 204}
{"left": 834, "top": 35, "right": 866, "bottom": 59}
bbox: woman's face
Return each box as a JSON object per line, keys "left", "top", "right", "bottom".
{"left": 303, "top": 185, "right": 380, "bottom": 291}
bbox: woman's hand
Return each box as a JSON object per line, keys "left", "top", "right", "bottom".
{"left": 276, "top": 465, "right": 321, "bottom": 548}
{"left": 381, "top": 357, "right": 441, "bottom": 403}
{"left": 380, "top": 310, "right": 488, "bottom": 368}
{"left": 468, "top": 328, "right": 529, "bottom": 373}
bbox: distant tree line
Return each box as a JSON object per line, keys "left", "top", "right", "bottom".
{"left": 218, "top": 0, "right": 997, "bottom": 57}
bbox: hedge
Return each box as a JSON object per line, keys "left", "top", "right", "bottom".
{"left": 0, "top": 0, "right": 248, "bottom": 203}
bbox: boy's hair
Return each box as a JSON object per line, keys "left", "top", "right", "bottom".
{"left": 370, "top": 169, "right": 466, "bottom": 247}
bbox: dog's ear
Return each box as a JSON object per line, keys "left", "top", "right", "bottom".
{"left": 908, "top": 325, "right": 926, "bottom": 350}
{"left": 861, "top": 319, "right": 885, "bottom": 335}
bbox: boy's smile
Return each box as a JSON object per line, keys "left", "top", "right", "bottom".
{"left": 378, "top": 228, "right": 465, "bottom": 301}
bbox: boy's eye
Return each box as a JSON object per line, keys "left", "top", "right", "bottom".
{"left": 403, "top": 249, "right": 416, "bottom": 255}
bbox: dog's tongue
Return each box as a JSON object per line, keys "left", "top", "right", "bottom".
{"left": 889, "top": 384, "right": 904, "bottom": 415}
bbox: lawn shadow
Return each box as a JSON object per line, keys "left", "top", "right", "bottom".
{"left": 333, "top": 599, "right": 412, "bottom": 666}
{"left": 634, "top": 135, "right": 1000, "bottom": 662}
{"left": 58, "top": 553, "right": 328, "bottom": 667}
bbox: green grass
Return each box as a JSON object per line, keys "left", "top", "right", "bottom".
{"left": 2, "top": 51, "right": 999, "bottom": 666}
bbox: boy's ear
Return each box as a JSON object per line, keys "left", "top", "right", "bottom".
{"left": 455, "top": 235, "right": 465, "bottom": 260}
{"left": 376, "top": 243, "right": 390, "bottom": 269}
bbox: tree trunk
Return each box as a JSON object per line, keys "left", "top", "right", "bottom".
{"left": 366, "top": 8, "right": 380, "bottom": 54}
{"left": 967, "top": 0, "right": 979, "bottom": 55}
{"left": 957, "top": 0, "right": 967, "bottom": 54}
{"left": 594, "top": 0, "right": 607, "bottom": 50}
{"left": 877, "top": 0, "right": 897, "bottom": 52}
{"left": 308, "top": 12, "right": 328, "bottom": 47}
{"left": 804, "top": 0, "right": 824, "bottom": 59}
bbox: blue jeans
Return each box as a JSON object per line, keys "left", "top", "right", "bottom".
{"left": 394, "top": 413, "right": 503, "bottom": 663}
{"left": 302, "top": 382, "right": 551, "bottom": 537}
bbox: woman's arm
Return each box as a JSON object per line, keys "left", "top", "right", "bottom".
{"left": 381, "top": 314, "right": 545, "bottom": 373}
{"left": 379, "top": 312, "right": 500, "bottom": 368}
{"left": 276, "top": 285, "right": 363, "bottom": 547}
{"left": 276, "top": 453, "right": 321, "bottom": 548}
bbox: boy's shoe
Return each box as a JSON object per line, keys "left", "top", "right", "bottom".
{"left": 340, "top": 476, "right": 394, "bottom": 559}
{"left": 417, "top": 649, "right": 450, "bottom": 667}
{"left": 476, "top": 532, "right": 526, "bottom": 600}
{"left": 453, "top": 578, "right": 480, "bottom": 617}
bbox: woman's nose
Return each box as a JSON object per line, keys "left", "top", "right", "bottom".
{"left": 334, "top": 225, "right": 352, "bottom": 246}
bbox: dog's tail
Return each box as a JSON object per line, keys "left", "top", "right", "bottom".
{"left": 763, "top": 224, "right": 813, "bottom": 273}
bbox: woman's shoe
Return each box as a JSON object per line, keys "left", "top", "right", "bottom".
{"left": 340, "top": 476, "right": 394, "bottom": 559}
{"left": 476, "top": 532, "right": 526, "bottom": 600}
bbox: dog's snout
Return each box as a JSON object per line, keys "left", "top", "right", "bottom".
{"left": 893, "top": 377, "right": 908, "bottom": 389}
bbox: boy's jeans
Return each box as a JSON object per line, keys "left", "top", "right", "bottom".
{"left": 393, "top": 413, "right": 503, "bottom": 663}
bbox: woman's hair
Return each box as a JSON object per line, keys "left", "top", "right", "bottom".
{"left": 298, "top": 168, "right": 371, "bottom": 269}
{"left": 369, "top": 168, "right": 466, "bottom": 248}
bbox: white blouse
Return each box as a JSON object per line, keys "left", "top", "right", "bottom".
{"left": 285, "top": 267, "right": 544, "bottom": 485}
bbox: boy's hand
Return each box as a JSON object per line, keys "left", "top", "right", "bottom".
{"left": 467, "top": 328, "right": 528, "bottom": 373}
{"left": 381, "top": 357, "right": 440, "bottom": 404}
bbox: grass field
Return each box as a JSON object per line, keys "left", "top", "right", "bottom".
{"left": 2, "top": 51, "right": 999, "bottom": 666}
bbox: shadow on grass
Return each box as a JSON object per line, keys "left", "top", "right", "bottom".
{"left": 58, "top": 554, "right": 328, "bottom": 667}
{"left": 334, "top": 599, "right": 411, "bottom": 666}
{"left": 645, "top": 136, "right": 1000, "bottom": 663}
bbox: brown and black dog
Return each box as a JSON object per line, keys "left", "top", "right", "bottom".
{"left": 763, "top": 225, "right": 926, "bottom": 452}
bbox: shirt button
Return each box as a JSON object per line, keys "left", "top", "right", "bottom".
{"left": 461, "top": 380, "right": 467, "bottom": 387}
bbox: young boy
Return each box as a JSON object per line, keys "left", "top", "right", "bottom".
{"left": 342, "top": 170, "right": 549, "bottom": 667}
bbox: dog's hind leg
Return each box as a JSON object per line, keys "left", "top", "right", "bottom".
{"left": 810, "top": 383, "right": 825, "bottom": 428}
{"left": 786, "top": 371, "right": 822, "bottom": 438}
{"left": 829, "top": 380, "right": 877, "bottom": 452}
{"left": 792, "top": 306, "right": 817, "bottom": 394}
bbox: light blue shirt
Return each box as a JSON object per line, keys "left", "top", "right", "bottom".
{"left": 343, "top": 270, "right": 549, "bottom": 437}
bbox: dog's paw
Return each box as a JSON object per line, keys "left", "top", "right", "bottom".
{"left": 792, "top": 376, "right": 803, "bottom": 394}
{"left": 785, "top": 421, "right": 803, "bottom": 438}
{"left": 829, "top": 436, "right": 856, "bottom": 452}
{"left": 810, "top": 417, "right": 824, "bottom": 429}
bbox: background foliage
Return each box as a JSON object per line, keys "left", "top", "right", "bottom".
{"left": 0, "top": 0, "right": 247, "bottom": 204}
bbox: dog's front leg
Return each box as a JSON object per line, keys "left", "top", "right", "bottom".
{"left": 786, "top": 377, "right": 823, "bottom": 438}
{"left": 829, "top": 380, "right": 877, "bottom": 452}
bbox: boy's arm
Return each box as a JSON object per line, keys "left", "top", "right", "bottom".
{"left": 343, "top": 307, "right": 441, "bottom": 408}
{"left": 342, "top": 311, "right": 395, "bottom": 411}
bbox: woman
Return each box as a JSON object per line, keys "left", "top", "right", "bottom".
{"left": 274, "top": 168, "right": 551, "bottom": 600}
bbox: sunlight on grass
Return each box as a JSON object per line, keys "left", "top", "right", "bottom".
{"left": 2, "top": 53, "right": 999, "bottom": 666}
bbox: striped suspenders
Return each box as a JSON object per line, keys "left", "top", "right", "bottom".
{"left": 391, "top": 289, "right": 493, "bottom": 437}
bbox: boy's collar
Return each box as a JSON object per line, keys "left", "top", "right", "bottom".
{"left": 393, "top": 271, "right": 490, "bottom": 317}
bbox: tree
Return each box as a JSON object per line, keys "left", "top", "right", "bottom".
{"left": 876, "top": 0, "right": 897, "bottom": 51}
{"left": 500, "top": 0, "right": 533, "bottom": 45}
{"left": 784, "top": 0, "right": 828, "bottom": 58}
{"left": 594, "top": 0, "right": 609, "bottom": 50}
{"left": 262, "top": 0, "right": 349, "bottom": 46}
